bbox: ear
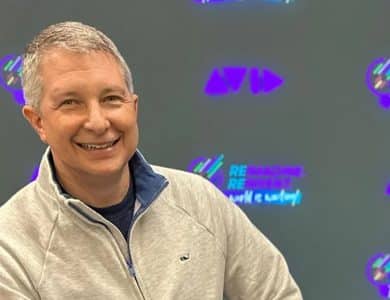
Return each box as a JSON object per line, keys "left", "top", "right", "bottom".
{"left": 132, "top": 93, "right": 139, "bottom": 114}
{"left": 22, "top": 105, "right": 48, "bottom": 144}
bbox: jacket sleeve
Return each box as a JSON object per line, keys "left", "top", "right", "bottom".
{"left": 0, "top": 242, "right": 39, "bottom": 300}
{"left": 214, "top": 189, "right": 303, "bottom": 300}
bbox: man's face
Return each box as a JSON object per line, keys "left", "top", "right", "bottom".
{"left": 23, "top": 49, "right": 139, "bottom": 179}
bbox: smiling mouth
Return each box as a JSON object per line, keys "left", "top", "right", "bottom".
{"left": 76, "top": 137, "right": 120, "bottom": 151}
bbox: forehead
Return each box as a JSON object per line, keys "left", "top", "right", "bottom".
{"left": 39, "top": 48, "right": 122, "bottom": 74}
{"left": 38, "top": 48, "right": 126, "bottom": 93}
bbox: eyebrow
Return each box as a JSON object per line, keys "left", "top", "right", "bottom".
{"left": 51, "top": 90, "right": 79, "bottom": 99}
{"left": 51, "top": 86, "right": 127, "bottom": 98}
{"left": 100, "top": 87, "right": 127, "bottom": 96}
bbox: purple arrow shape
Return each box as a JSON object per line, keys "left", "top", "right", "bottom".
{"left": 249, "top": 67, "right": 262, "bottom": 95}
{"left": 223, "top": 67, "right": 247, "bottom": 94}
{"left": 262, "top": 68, "right": 284, "bottom": 94}
{"left": 249, "top": 67, "right": 284, "bottom": 95}
{"left": 204, "top": 68, "right": 229, "bottom": 96}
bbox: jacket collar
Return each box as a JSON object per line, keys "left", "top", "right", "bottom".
{"left": 130, "top": 149, "right": 168, "bottom": 207}
{"left": 36, "top": 147, "right": 168, "bottom": 209}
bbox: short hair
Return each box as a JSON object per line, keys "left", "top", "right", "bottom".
{"left": 22, "top": 21, "right": 134, "bottom": 109}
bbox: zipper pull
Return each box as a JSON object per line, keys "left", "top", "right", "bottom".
{"left": 127, "top": 260, "right": 136, "bottom": 277}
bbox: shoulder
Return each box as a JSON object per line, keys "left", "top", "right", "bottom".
{"left": 0, "top": 182, "right": 59, "bottom": 275}
{"left": 151, "top": 165, "right": 228, "bottom": 209}
{"left": 1, "top": 179, "right": 56, "bottom": 215}
{"left": 0, "top": 182, "right": 38, "bottom": 228}
{"left": 152, "top": 165, "right": 213, "bottom": 189}
{"left": 150, "top": 165, "right": 240, "bottom": 247}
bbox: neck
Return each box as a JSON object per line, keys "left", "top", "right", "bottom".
{"left": 55, "top": 164, "right": 131, "bottom": 208}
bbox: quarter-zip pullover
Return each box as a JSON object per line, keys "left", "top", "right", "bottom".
{"left": 0, "top": 147, "right": 302, "bottom": 299}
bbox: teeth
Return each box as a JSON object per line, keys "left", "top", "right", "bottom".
{"left": 80, "top": 141, "right": 115, "bottom": 150}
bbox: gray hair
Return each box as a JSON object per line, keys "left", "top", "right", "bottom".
{"left": 22, "top": 21, "right": 134, "bottom": 109}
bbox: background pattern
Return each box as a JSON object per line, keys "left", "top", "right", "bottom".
{"left": 0, "top": 0, "right": 389, "bottom": 298}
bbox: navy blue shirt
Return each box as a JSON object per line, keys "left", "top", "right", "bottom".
{"left": 49, "top": 153, "right": 136, "bottom": 241}
{"left": 88, "top": 183, "right": 136, "bottom": 241}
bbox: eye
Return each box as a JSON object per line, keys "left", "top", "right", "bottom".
{"left": 103, "top": 95, "right": 122, "bottom": 103}
{"left": 61, "top": 99, "right": 78, "bottom": 106}
{"left": 105, "top": 95, "right": 122, "bottom": 102}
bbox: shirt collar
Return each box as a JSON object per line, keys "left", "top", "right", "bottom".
{"left": 130, "top": 149, "right": 168, "bottom": 207}
{"left": 46, "top": 148, "right": 168, "bottom": 207}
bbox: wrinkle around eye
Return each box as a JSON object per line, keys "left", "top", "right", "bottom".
{"left": 55, "top": 99, "right": 83, "bottom": 111}
{"left": 104, "top": 95, "right": 122, "bottom": 102}
{"left": 61, "top": 99, "right": 79, "bottom": 106}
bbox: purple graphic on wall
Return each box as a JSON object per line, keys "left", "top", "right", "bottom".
{"left": 366, "top": 58, "right": 390, "bottom": 110}
{"left": 385, "top": 182, "right": 390, "bottom": 196}
{"left": 187, "top": 155, "right": 225, "bottom": 190}
{"left": 187, "top": 154, "right": 304, "bottom": 206}
{"left": 204, "top": 66, "right": 284, "bottom": 97}
{"left": 366, "top": 253, "right": 390, "bottom": 298}
{"left": 0, "top": 54, "right": 25, "bottom": 106}
{"left": 30, "top": 166, "right": 39, "bottom": 182}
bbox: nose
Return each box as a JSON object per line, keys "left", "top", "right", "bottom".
{"left": 83, "top": 102, "right": 110, "bottom": 134}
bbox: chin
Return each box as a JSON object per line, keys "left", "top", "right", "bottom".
{"left": 96, "top": 164, "right": 126, "bottom": 174}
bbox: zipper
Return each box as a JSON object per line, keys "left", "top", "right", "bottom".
{"left": 67, "top": 175, "right": 168, "bottom": 300}
{"left": 126, "top": 260, "right": 136, "bottom": 277}
{"left": 125, "top": 179, "right": 169, "bottom": 300}
{"left": 126, "top": 259, "right": 145, "bottom": 300}
{"left": 124, "top": 203, "right": 157, "bottom": 300}
{"left": 68, "top": 202, "right": 146, "bottom": 299}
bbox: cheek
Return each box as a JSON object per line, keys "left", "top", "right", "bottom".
{"left": 116, "top": 111, "right": 138, "bottom": 132}
{"left": 122, "top": 122, "right": 139, "bottom": 146}
{"left": 126, "top": 123, "right": 139, "bottom": 139}
{"left": 43, "top": 118, "right": 80, "bottom": 143}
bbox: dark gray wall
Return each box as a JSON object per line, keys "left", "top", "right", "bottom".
{"left": 1, "top": 0, "right": 389, "bottom": 298}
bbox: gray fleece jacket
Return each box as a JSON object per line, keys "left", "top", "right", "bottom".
{"left": 0, "top": 148, "right": 303, "bottom": 299}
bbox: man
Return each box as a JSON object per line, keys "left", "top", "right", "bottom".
{"left": 0, "top": 21, "right": 302, "bottom": 299}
